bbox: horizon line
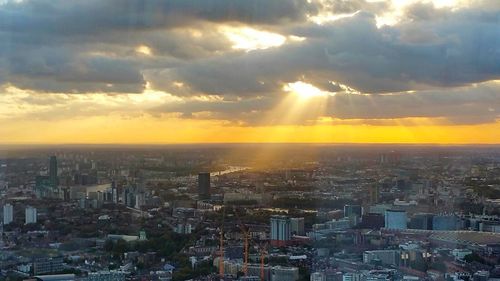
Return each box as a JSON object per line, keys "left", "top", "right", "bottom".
{"left": 1, "top": 142, "right": 500, "bottom": 147}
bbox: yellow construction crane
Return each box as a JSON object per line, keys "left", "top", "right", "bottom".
{"left": 239, "top": 223, "right": 250, "bottom": 276}
{"left": 259, "top": 244, "right": 268, "bottom": 281}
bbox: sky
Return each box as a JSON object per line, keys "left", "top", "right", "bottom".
{"left": 0, "top": 0, "right": 499, "bottom": 144}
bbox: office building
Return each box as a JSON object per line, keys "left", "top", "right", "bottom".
{"left": 3, "top": 203, "right": 13, "bottom": 225}
{"left": 343, "top": 273, "right": 363, "bottom": 281}
{"left": 270, "top": 215, "right": 291, "bottom": 247}
{"left": 344, "top": 205, "right": 363, "bottom": 218}
{"left": 271, "top": 266, "right": 299, "bottom": 281}
{"left": 49, "top": 156, "right": 58, "bottom": 187}
{"left": 433, "top": 215, "right": 459, "bottom": 230}
{"left": 33, "top": 256, "right": 64, "bottom": 275}
{"left": 409, "top": 213, "right": 434, "bottom": 230}
{"left": 360, "top": 213, "right": 385, "bottom": 229}
{"left": 384, "top": 210, "right": 407, "bottom": 230}
{"left": 198, "top": 172, "right": 211, "bottom": 200}
{"left": 86, "top": 270, "right": 126, "bottom": 281}
{"left": 25, "top": 206, "right": 37, "bottom": 224}
{"left": 311, "top": 272, "right": 327, "bottom": 281}
{"left": 363, "top": 250, "right": 400, "bottom": 266}
{"left": 290, "top": 217, "right": 305, "bottom": 236}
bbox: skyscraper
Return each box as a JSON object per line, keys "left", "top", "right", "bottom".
{"left": 25, "top": 206, "right": 37, "bottom": 224}
{"left": 270, "top": 215, "right": 291, "bottom": 247}
{"left": 49, "top": 155, "right": 58, "bottom": 187}
{"left": 198, "top": 172, "right": 211, "bottom": 200}
{"left": 3, "top": 203, "right": 13, "bottom": 225}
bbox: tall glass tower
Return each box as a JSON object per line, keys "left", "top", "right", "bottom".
{"left": 49, "top": 156, "right": 58, "bottom": 187}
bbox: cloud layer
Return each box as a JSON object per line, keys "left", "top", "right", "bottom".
{"left": 0, "top": 0, "right": 499, "bottom": 126}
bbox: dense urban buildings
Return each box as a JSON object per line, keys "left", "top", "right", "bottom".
{"left": 0, "top": 144, "right": 499, "bottom": 281}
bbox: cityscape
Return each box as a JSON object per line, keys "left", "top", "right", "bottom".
{"left": 0, "top": 144, "right": 499, "bottom": 281}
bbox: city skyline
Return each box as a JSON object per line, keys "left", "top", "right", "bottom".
{"left": 0, "top": 0, "right": 499, "bottom": 144}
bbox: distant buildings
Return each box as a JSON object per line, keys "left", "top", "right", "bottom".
{"left": 384, "top": 210, "right": 407, "bottom": 230}
{"left": 25, "top": 206, "right": 37, "bottom": 225}
{"left": 198, "top": 172, "right": 211, "bottom": 200}
{"left": 270, "top": 215, "right": 291, "bottom": 247}
{"left": 3, "top": 203, "right": 13, "bottom": 225}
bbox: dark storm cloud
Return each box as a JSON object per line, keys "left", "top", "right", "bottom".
{"left": 0, "top": 0, "right": 319, "bottom": 93}
{"left": 0, "top": 0, "right": 318, "bottom": 35}
{"left": 150, "top": 8, "right": 499, "bottom": 97}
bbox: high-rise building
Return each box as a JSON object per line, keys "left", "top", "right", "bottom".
{"left": 25, "top": 206, "right": 37, "bottom": 224}
{"left": 49, "top": 155, "right": 58, "bottom": 187}
{"left": 198, "top": 172, "right": 211, "bottom": 200}
{"left": 344, "top": 205, "right": 363, "bottom": 218}
{"left": 290, "top": 217, "right": 305, "bottom": 236}
{"left": 270, "top": 215, "right": 291, "bottom": 247}
{"left": 384, "top": 210, "right": 407, "bottom": 230}
{"left": 3, "top": 203, "right": 13, "bottom": 225}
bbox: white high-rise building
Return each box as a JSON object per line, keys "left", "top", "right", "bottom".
{"left": 25, "top": 206, "right": 37, "bottom": 224}
{"left": 3, "top": 204, "right": 13, "bottom": 225}
{"left": 270, "top": 215, "right": 291, "bottom": 247}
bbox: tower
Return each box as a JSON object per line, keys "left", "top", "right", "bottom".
{"left": 198, "top": 172, "right": 211, "bottom": 200}
{"left": 49, "top": 155, "right": 58, "bottom": 188}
